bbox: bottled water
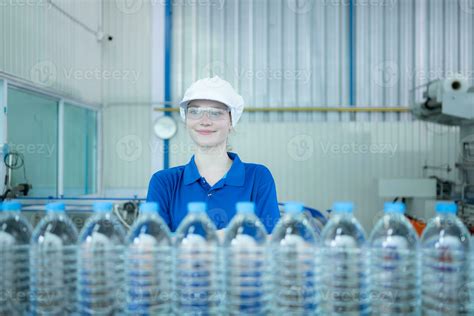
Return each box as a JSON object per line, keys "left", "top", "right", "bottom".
{"left": 369, "top": 202, "right": 420, "bottom": 315}
{"left": 30, "top": 202, "right": 78, "bottom": 315}
{"left": 77, "top": 202, "right": 126, "bottom": 315}
{"left": 223, "top": 202, "right": 269, "bottom": 315}
{"left": 421, "top": 201, "right": 470, "bottom": 315}
{"left": 0, "top": 201, "right": 32, "bottom": 315}
{"left": 302, "top": 209, "right": 323, "bottom": 237}
{"left": 319, "top": 202, "right": 369, "bottom": 315}
{"left": 125, "top": 202, "right": 172, "bottom": 315}
{"left": 270, "top": 201, "right": 318, "bottom": 313}
{"left": 174, "top": 202, "right": 223, "bottom": 315}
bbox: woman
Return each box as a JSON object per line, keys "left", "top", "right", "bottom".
{"left": 146, "top": 76, "right": 280, "bottom": 233}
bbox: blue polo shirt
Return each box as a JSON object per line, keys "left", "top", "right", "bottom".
{"left": 146, "top": 152, "right": 280, "bottom": 233}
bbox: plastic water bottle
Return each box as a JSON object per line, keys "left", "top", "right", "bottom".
{"left": 319, "top": 202, "right": 369, "bottom": 315}
{"left": 0, "top": 201, "right": 32, "bottom": 315}
{"left": 125, "top": 202, "right": 172, "bottom": 315}
{"left": 421, "top": 201, "right": 470, "bottom": 315}
{"left": 77, "top": 202, "right": 126, "bottom": 315}
{"left": 369, "top": 202, "right": 420, "bottom": 315}
{"left": 223, "top": 202, "right": 269, "bottom": 315}
{"left": 302, "top": 209, "right": 323, "bottom": 237}
{"left": 174, "top": 202, "right": 223, "bottom": 315}
{"left": 30, "top": 202, "right": 78, "bottom": 315}
{"left": 270, "top": 201, "right": 318, "bottom": 313}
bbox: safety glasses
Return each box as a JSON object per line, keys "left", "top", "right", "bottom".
{"left": 186, "top": 106, "right": 230, "bottom": 121}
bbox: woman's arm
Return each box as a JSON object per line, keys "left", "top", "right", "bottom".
{"left": 254, "top": 166, "right": 280, "bottom": 234}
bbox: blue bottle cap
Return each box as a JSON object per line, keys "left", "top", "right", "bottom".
{"left": 384, "top": 202, "right": 406, "bottom": 214}
{"left": 284, "top": 201, "right": 304, "bottom": 214}
{"left": 236, "top": 202, "right": 255, "bottom": 214}
{"left": 140, "top": 202, "right": 158, "bottom": 213}
{"left": 46, "top": 202, "right": 65, "bottom": 213}
{"left": 435, "top": 202, "right": 457, "bottom": 214}
{"left": 2, "top": 201, "right": 22, "bottom": 212}
{"left": 93, "top": 202, "right": 113, "bottom": 213}
{"left": 332, "top": 202, "right": 354, "bottom": 214}
{"left": 187, "top": 202, "right": 207, "bottom": 214}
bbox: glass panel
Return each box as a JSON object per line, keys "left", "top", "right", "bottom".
{"left": 7, "top": 87, "right": 58, "bottom": 197}
{"left": 63, "top": 103, "right": 97, "bottom": 196}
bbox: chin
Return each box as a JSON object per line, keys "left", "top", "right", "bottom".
{"left": 192, "top": 137, "right": 226, "bottom": 149}
{"left": 195, "top": 140, "right": 223, "bottom": 148}
{"left": 191, "top": 133, "right": 226, "bottom": 148}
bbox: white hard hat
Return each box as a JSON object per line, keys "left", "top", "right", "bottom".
{"left": 179, "top": 76, "right": 245, "bottom": 127}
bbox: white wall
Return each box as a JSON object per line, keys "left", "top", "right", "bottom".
{"left": 0, "top": 0, "right": 102, "bottom": 104}
{"left": 101, "top": 0, "right": 153, "bottom": 195}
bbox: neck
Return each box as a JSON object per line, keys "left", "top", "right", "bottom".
{"left": 194, "top": 143, "right": 232, "bottom": 173}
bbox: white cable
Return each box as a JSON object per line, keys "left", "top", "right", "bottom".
{"left": 47, "top": 0, "right": 97, "bottom": 37}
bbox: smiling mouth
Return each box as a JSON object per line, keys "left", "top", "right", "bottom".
{"left": 196, "top": 130, "right": 215, "bottom": 135}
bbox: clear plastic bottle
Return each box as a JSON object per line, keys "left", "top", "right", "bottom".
{"left": 421, "top": 201, "right": 470, "bottom": 315}
{"left": 223, "top": 201, "right": 269, "bottom": 315}
{"left": 77, "top": 202, "right": 126, "bottom": 315}
{"left": 270, "top": 201, "right": 319, "bottom": 314}
{"left": 319, "top": 202, "right": 369, "bottom": 315}
{"left": 369, "top": 202, "right": 420, "bottom": 315}
{"left": 0, "top": 201, "right": 32, "bottom": 315}
{"left": 173, "top": 202, "right": 223, "bottom": 315}
{"left": 125, "top": 202, "right": 172, "bottom": 315}
{"left": 30, "top": 202, "right": 78, "bottom": 315}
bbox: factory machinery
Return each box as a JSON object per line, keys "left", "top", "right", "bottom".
{"left": 380, "top": 74, "right": 474, "bottom": 233}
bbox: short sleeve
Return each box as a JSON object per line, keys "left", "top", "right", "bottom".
{"left": 146, "top": 172, "right": 172, "bottom": 229}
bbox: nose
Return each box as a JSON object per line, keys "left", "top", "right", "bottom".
{"left": 199, "top": 112, "right": 212, "bottom": 125}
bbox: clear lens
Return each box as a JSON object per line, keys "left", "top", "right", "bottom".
{"left": 186, "top": 107, "right": 228, "bottom": 121}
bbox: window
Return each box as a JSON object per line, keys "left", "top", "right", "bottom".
{"left": 4, "top": 85, "right": 99, "bottom": 198}
{"left": 7, "top": 87, "right": 58, "bottom": 197}
{"left": 63, "top": 103, "right": 97, "bottom": 195}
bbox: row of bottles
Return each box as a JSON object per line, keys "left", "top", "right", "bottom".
{"left": 0, "top": 199, "right": 471, "bottom": 315}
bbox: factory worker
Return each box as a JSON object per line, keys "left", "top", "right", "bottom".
{"left": 146, "top": 76, "right": 280, "bottom": 234}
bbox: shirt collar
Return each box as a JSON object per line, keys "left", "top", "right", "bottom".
{"left": 183, "top": 152, "right": 245, "bottom": 187}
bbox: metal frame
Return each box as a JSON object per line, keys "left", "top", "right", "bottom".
{"left": 0, "top": 79, "right": 7, "bottom": 195}
{"left": 164, "top": 0, "right": 172, "bottom": 169}
{"left": 0, "top": 73, "right": 102, "bottom": 198}
{"left": 58, "top": 100, "right": 65, "bottom": 197}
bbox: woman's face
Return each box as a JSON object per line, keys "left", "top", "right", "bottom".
{"left": 185, "top": 99, "right": 232, "bottom": 148}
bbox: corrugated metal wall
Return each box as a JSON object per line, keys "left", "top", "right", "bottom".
{"left": 0, "top": 0, "right": 102, "bottom": 104}
{"left": 167, "top": 0, "right": 470, "bottom": 230}
{"left": 171, "top": 0, "right": 350, "bottom": 122}
{"left": 355, "top": 0, "right": 474, "bottom": 121}
{"left": 171, "top": 0, "right": 474, "bottom": 120}
{"left": 102, "top": 0, "right": 153, "bottom": 193}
